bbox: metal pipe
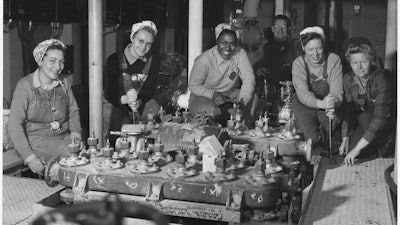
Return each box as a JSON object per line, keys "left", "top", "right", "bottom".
{"left": 275, "top": 0, "right": 284, "bottom": 16}
{"left": 275, "top": 0, "right": 291, "bottom": 17}
{"left": 244, "top": 0, "right": 260, "bottom": 18}
{"left": 88, "top": 0, "right": 103, "bottom": 148}
{"left": 188, "top": 0, "right": 203, "bottom": 78}
{"left": 384, "top": 0, "right": 397, "bottom": 71}
{"left": 328, "top": 0, "right": 336, "bottom": 42}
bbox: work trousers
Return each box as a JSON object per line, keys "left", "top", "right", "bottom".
{"left": 348, "top": 111, "right": 395, "bottom": 157}
{"left": 292, "top": 96, "right": 341, "bottom": 149}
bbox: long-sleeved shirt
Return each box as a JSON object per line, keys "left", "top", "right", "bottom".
{"left": 341, "top": 67, "right": 393, "bottom": 142}
{"left": 189, "top": 46, "right": 255, "bottom": 105}
{"left": 292, "top": 52, "right": 343, "bottom": 108}
{"left": 8, "top": 70, "right": 81, "bottom": 161}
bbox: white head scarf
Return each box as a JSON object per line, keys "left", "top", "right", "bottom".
{"left": 215, "top": 23, "right": 240, "bottom": 40}
{"left": 130, "top": 20, "right": 158, "bottom": 42}
{"left": 299, "top": 26, "right": 326, "bottom": 41}
{"left": 33, "top": 39, "right": 66, "bottom": 64}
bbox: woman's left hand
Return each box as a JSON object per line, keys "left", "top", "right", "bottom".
{"left": 344, "top": 148, "right": 361, "bottom": 166}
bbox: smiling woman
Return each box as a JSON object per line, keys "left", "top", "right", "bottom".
{"left": 188, "top": 23, "right": 256, "bottom": 126}
{"left": 7, "top": 39, "right": 82, "bottom": 175}
{"left": 291, "top": 26, "right": 343, "bottom": 154}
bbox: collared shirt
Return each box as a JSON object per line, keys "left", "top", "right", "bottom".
{"left": 124, "top": 44, "right": 147, "bottom": 64}
{"left": 341, "top": 67, "right": 392, "bottom": 142}
{"left": 292, "top": 52, "right": 343, "bottom": 108}
{"left": 189, "top": 46, "right": 255, "bottom": 105}
{"left": 32, "top": 69, "right": 62, "bottom": 89}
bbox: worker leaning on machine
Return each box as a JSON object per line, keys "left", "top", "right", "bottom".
{"left": 340, "top": 40, "right": 395, "bottom": 166}
{"left": 291, "top": 26, "right": 343, "bottom": 153}
{"left": 188, "top": 23, "right": 256, "bottom": 126}
{"left": 103, "top": 20, "right": 164, "bottom": 128}
{"left": 8, "top": 39, "right": 82, "bottom": 175}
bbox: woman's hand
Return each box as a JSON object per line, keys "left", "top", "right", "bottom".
{"left": 325, "top": 108, "right": 335, "bottom": 120}
{"left": 27, "top": 156, "right": 45, "bottom": 175}
{"left": 339, "top": 137, "right": 349, "bottom": 156}
{"left": 317, "top": 94, "right": 336, "bottom": 109}
{"left": 344, "top": 148, "right": 361, "bottom": 166}
{"left": 212, "top": 92, "right": 225, "bottom": 105}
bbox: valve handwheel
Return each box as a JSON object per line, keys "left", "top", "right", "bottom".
{"left": 33, "top": 194, "right": 169, "bottom": 225}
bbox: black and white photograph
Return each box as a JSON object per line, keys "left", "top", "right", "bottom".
{"left": 1, "top": 0, "right": 398, "bottom": 224}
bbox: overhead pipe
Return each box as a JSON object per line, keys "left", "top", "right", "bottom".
{"left": 275, "top": 0, "right": 284, "bottom": 16}
{"left": 88, "top": 0, "right": 103, "bottom": 148}
{"left": 328, "top": 0, "right": 336, "bottom": 42}
{"left": 275, "top": 0, "right": 291, "bottom": 17}
{"left": 384, "top": 0, "right": 397, "bottom": 71}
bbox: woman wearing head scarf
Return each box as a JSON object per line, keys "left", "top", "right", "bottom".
{"left": 292, "top": 26, "right": 343, "bottom": 153}
{"left": 103, "top": 20, "right": 162, "bottom": 127}
{"left": 340, "top": 42, "right": 395, "bottom": 166}
{"left": 8, "top": 39, "right": 82, "bottom": 175}
{"left": 189, "top": 23, "right": 256, "bottom": 125}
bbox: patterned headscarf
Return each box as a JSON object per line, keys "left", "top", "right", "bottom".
{"left": 130, "top": 20, "right": 158, "bottom": 42}
{"left": 33, "top": 39, "right": 67, "bottom": 64}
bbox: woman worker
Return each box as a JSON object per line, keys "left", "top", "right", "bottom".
{"left": 292, "top": 26, "right": 343, "bottom": 152}
{"left": 189, "top": 23, "right": 256, "bottom": 125}
{"left": 8, "top": 39, "right": 82, "bottom": 175}
{"left": 340, "top": 42, "right": 395, "bottom": 166}
{"left": 103, "top": 20, "right": 162, "bottom": 125}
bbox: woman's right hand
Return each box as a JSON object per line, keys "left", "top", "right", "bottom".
{"left": 27, "top": 157, "right": 45, "bottom": 175}
{"left": 339, "top": 137, "right": 349, "bottom": 156}
{"left": 317, "top": 94, "right": 336, "bottom": 109}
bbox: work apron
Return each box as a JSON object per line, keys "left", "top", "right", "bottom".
{"left": 26, "top": 85, "right": 71, "bottom": 163}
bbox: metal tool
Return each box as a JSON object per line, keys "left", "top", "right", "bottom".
{"left": 328, "top": 117, "right": 332, "bottom": 159}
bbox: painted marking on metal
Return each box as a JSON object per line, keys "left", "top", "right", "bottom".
{"left": 93, "top": 176, "right": 106, "bottom": 190}
{"left": 63, "top": 172, "right": 70, "bottom": 182}
{"left": 125, "top": 180, "right": 138, "bottom": 189}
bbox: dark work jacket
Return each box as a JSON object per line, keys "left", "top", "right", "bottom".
{"left": 254, "top": 39, "right": 301, "bottom": 88}
{"left": 103, "top": 51, "right": 161, "bottom": 113}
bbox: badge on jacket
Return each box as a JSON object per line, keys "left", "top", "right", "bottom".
{"left": 229, "top": 67, "right": 240, "bottom": 80}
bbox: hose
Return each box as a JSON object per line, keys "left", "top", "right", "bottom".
{"left": 384, "top": 163, "right": 397, "bottom": 195}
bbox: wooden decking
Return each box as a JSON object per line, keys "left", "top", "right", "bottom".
{"left": 300, "top": 156, "right": 396, "bottom": 225}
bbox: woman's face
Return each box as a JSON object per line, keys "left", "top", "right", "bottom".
{"left": 349, "top": 53, "right": 372, "bottom": 78}
{"left": 130, "top": 29, "right": 154, "bottom": 58}
{"left": 38, "top": 49, "right": 65, "bottom": 81}
{"left": 217, "top": 33, "right": 237, "bottom": 60}
{"left": 303, "top": 38, "right": 324, "bottom": 64}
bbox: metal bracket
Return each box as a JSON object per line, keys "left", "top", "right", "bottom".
{"left": 145, "top": 181, "right": 165, "bottom": 202}
{"left": 226, "top": 189, "right": 244, "bottom": 211}
{"left": 72, "top": 172, "right": 90, "bottom": 196}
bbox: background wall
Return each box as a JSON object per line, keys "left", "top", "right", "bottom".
{"left": 2, "top": 0, "right": 393, "bottom": 107}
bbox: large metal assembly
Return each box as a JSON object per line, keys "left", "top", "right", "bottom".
{"left": 44, "top": 118, "right": 313, "bottom": 224}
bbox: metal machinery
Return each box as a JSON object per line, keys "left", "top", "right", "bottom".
{"left": 43, "top": 105, "right": 313, "bottom": 225}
